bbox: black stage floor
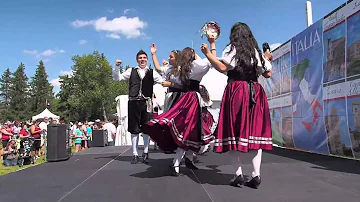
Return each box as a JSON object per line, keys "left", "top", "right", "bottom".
{"left": 1, "top": 146, "right": 360, "bottom": 202}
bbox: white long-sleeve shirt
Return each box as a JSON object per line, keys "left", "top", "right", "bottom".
{"left": 116, "top": 66, "right": 163, "bottom": 84}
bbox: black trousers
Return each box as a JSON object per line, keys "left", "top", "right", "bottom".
{"left": 128, "top": 100, "right": 152, "bottom": 134}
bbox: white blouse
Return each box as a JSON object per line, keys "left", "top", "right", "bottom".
{"left": 219, "top": 45, "right": 272, "bottom": 73}
{"left": 189, "top": 58, "right": 211, "bottom": 81}
{"left": 163, "top": 58, "right": 211, "bottom": 83}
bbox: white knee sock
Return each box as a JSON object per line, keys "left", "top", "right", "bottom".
{"left": 131, "top": 134, "right": 139, "bottom": 156}
{"left": 142, "top": 133, "right": 150, "bottom": 154}
{"left": 173, "top": 148, "right": 186, "bottom": 173}
{"left": 251, "top": 149, "right": 262, "bottom": 178}
{"left": 235, "top": 167, "right": 243, "bottom": 176}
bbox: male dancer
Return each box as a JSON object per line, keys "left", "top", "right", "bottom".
{"left": 113, "top": 50, "right": 163, "bottom": 164}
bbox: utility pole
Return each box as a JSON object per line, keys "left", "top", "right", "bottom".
{"left": 306, "top": 1, "right": 313, "bottom": 27}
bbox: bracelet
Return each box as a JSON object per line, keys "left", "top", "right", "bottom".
{"left": 211, "top": 48, "right": 216, "bottom": 51}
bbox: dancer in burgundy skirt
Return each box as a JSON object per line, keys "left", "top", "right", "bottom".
{"left": 142, "top": 47, "right": 215, "bottom": 176}
{"left": 201, "top": 22, "right": 273, "bottom": 189}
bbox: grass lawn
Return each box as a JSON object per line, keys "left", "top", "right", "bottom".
{"left": 0, "top": 145, "right": 77, "bottom": 177}
{"left": 0, "top": 156, "right": 46, "bottom": 176}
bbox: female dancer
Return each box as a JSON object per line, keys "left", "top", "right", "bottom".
{"left": 201, "top": 22, "right": 273, "bottom": 189}
{"left": 199, "top": 84, "right": 216, "bottom": 152}
{"left": 150, "top": 44, "right": 212, "bottom": 167}
{"left": 143, "top": 47, "right": 214, "bottom": 176}
{"left": 150, "top": 45, "right": 182, "bottom": 111}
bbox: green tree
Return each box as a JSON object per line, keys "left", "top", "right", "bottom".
{"left": 9, "top": 63, "right": 29, "bottom": 121}
{"left": 56, "top": 74, "right": 75, "bottom": 122}
{"left": 119, "top": 65, "right": 124, "bottom": 73}
{"left": 0, "top": 68, "right": 12, "bottom": 121}
{"left": 125, "top": 65, "right": 131, "bottom": 70}
{"left": 29, "top": 60, "right": 54, "bottom": 114}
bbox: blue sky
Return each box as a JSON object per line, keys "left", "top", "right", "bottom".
{"left": 0, "top": 0, "right": 347, "bottom": 93}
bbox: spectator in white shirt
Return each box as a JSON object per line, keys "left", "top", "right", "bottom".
{"left": 103, "top": 117, "right": 117, "bottom": 146}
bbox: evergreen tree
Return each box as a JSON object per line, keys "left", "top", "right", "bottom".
{"left": 0, "top": 68, "right": 12, "bottom": 121}
{"left": 119, "top": 65, "right": 124, "bottom": 73}
{"left": 9, "top": 63, "right": 29, "bottom": 121}
{"left": 29, "top": 60, "right": 54, "bottom": 114}
{"left": 125, "top": 65, "right": 131, "bottom": 70}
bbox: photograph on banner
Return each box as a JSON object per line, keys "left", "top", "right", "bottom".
{"left": 270, "top": 108, "right": 282, "bottom": 146}
{"left": 346, "top": 2, "right": 360, "bottom": 78}
{"left": 323, "top": 81, "right": 353, "bottom": 157}
{"left": 272, "top": 41, "right": 291, "bottom": 97}
{"left": 281, "top": 106, "right": 294, "bottom": 148}
{"left": 290, "top": 19, "right": 329, "bottom": 153}
{"left": 322, "top": 4, "right": 347, "bottom": 83}
{"left": 272, "top": 58, "right": 281, "bottom": 73}
{"left": 270, "top": 72, "right": 281, "bottom": 97}
{"left": 346, "top": 78, "right": 360, "bottom": 158}
{"left": 264, "top": 78, "right": 272, "bottom": 98}
{"left": 281, "top": 67, "right": 291, "bottom": 94}
{"left": 268, "top": 94, "right": 292, "bottom": 147}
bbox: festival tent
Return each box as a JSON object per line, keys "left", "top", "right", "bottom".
{"left": 32, "top": 108, "right": 60, "bottom": 121}
{"left": 201, "top": 68, "right": 228, "bottom": 120}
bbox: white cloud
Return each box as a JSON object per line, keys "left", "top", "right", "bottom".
{"left": 71, "top": 16, "right": 147, "bottom": 39}
{"left": 60, "top": 70, "right": 74, "bottom": 77}
{"left": 23, "top": 49, "right": 65, "bottom": 58}
{"left": 123, "top": 9, "right": 130, "bottom": 15}
{"left": 42, "top": 58, "right": 51, "bottom": 63}
{"left": 23, "top": 50, "right": 38, "bottom": 55}
{"left": 71, "top": 20, "right": 95, "bottom": 28}
{"left": 270, "top": 43, "right": 282, "bottom": 51}
{"left": 79, "top": 39, "right": 87, "bottom": 45}
{"left": 106, "top": 33, "right": 120, "bottom": 39}
{"left": 50, "top": 78, "right": 61, "bottom": 88}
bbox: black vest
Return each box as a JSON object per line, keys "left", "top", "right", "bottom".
{"left": 227, "top": 69, "right": 258, "bottom": 83}
{"left": 168, "top": 80, "right": 200, "bottom": 93}
{"left": 129, "top": 68, "right": 154, "bottom": 98}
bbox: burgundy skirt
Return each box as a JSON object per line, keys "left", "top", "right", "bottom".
{"left": 202, "top": 107, "right": 216, "bottom": 140}
{"left": 142, "top": 92, "right": 214, "bottom": 153}
{"left": 213, "top": 81, "right": 272, "bottom": 153}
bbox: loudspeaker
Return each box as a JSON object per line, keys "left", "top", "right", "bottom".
{"left": 46, "top": 124, "right": 72, "bottom": 162}
{"left": 92, "top": 130, "right": 108, "bottom": 147}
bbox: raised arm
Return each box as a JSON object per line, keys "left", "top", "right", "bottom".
{"left": 150, "top": 43, "right": 162, "bottom": 72}
{"left": 201, "top": 43, "right": 229, "bottom": 73}
{"left": 114, "top": 68, "right": 132, "bottom": 81}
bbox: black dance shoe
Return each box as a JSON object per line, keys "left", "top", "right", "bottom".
{"left": 168, "top": 165, "right": 183, "bottom": 177}
{"left": 229, "top": 174, "right": 245, "bottom": 187}
{"left": 185, "top": 157, "right": 199, "bottom": 170}
{"left": 131, "top": 155, "right": 139, "bottom": 164}
{"left": 245, "top": 176, "right": 261, "bottom": 189}
{"left": 142, "top": 153, "right": 149, "bottom": 164}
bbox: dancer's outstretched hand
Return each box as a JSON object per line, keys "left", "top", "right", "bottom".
{"left": 162, "top": 81, "right": 171, "bottom": 87}
{"left": 150, "top": 43, "right": 157, "bottom": 54}
{"left": 207, "top": 34, "right": 216, "bottom": 44}
{"left": 201, "top": 43, "right": 210, "bottom": 55}
{"left": 264, "top": 51, "right": 272, "bottom": 61}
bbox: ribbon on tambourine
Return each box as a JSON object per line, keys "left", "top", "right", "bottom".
{"left": 200, "top": 21, "right": 221, "bottom": 40}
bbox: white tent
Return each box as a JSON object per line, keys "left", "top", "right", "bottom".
{"left": 32, "top": 108, "right": 60, "bottom": 121}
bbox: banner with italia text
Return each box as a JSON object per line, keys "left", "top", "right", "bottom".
{"left": 259, "top": 0, "right": 360, "bottom": 159}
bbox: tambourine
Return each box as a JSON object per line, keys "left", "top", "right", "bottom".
{"left": 200, "top": 21, "right": 221, "bottom": 40}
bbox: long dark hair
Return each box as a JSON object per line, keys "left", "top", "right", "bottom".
{"left": 174, "top": 47, "right": 195, "bottom": 86}
{"left": 166, "top": 50, "right": 180, "bottom": 80}
{"left": 226, "top": 22, "right": 265, "bottom": 77}
{"left": 199, "top": 85, "right": 210, "bottom": 103}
